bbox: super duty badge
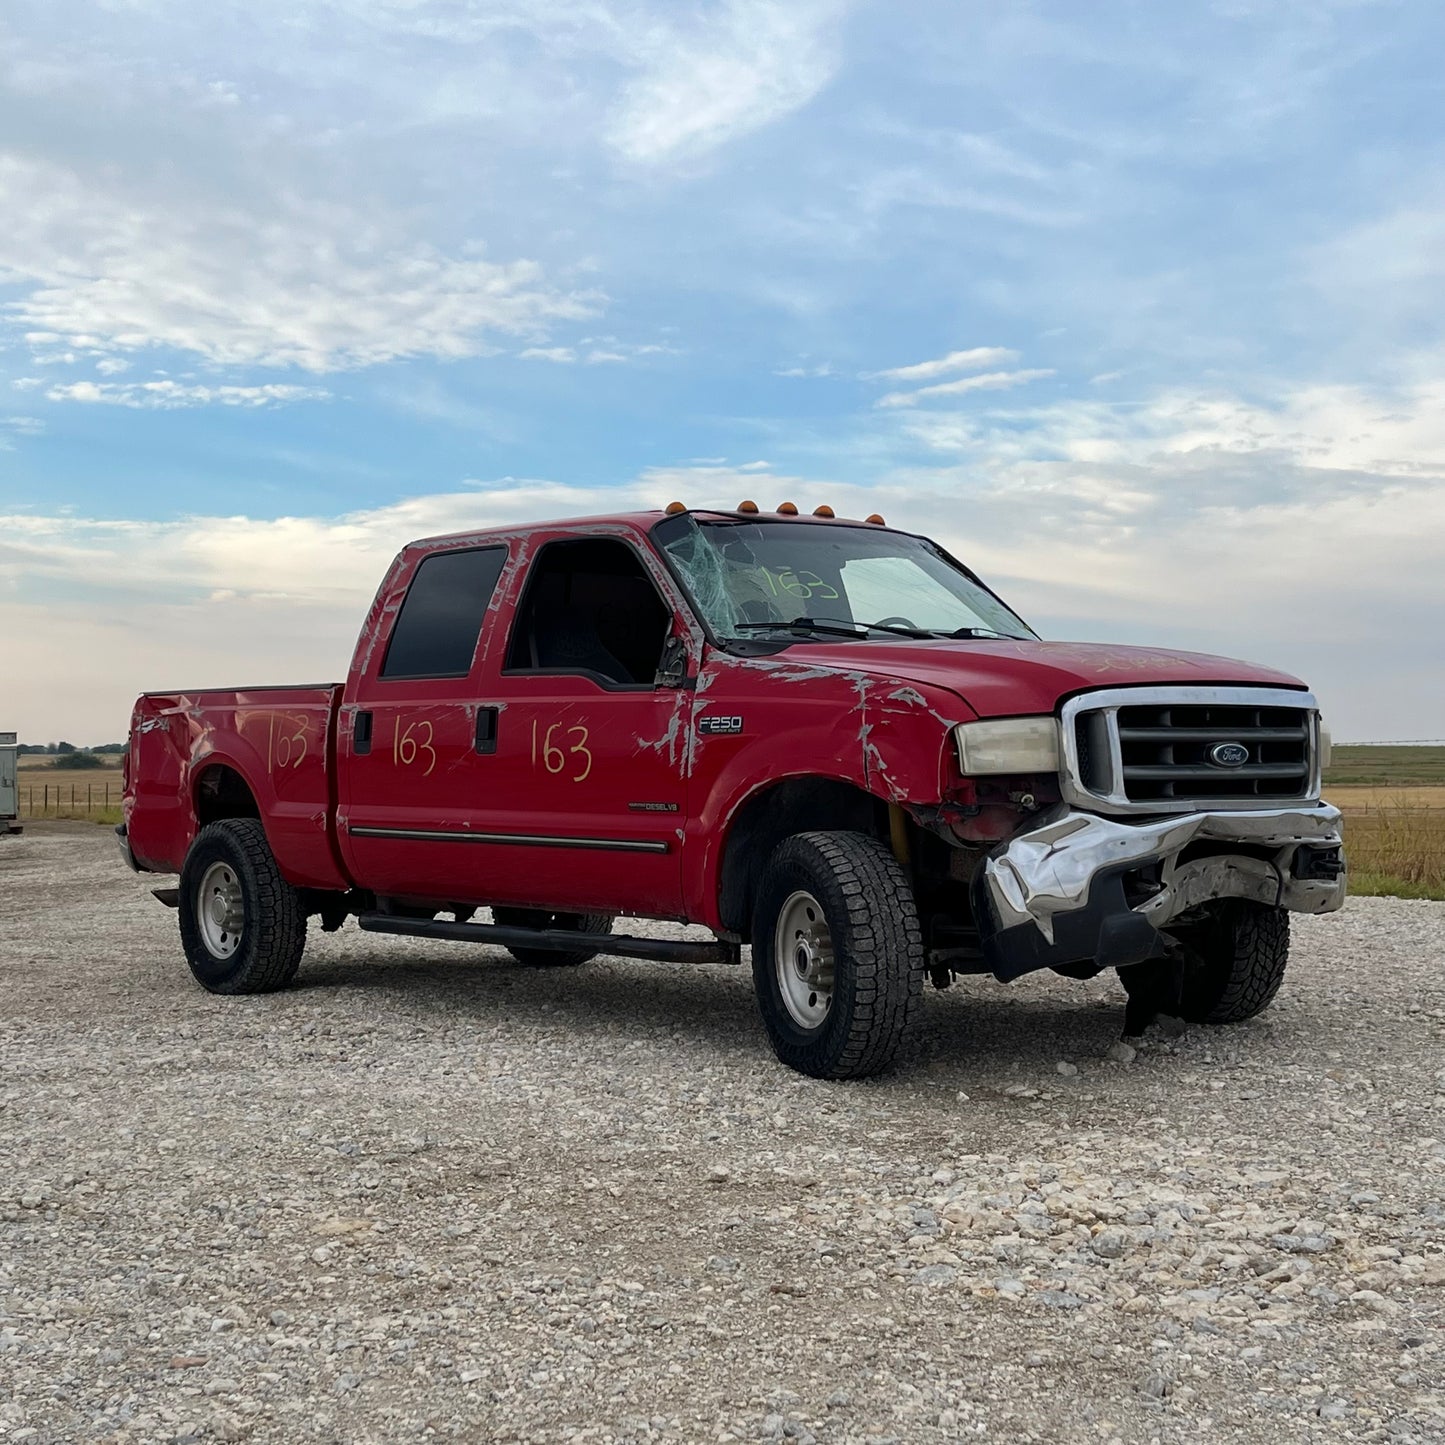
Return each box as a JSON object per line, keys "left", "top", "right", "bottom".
{"left": 697, "top": 714, "right": 744, "bottom": 736}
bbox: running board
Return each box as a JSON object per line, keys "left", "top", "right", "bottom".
{"left": 152, "top": 887, "right": 181, "bottom": 909}
{"left": 356, "top": 913, "right": 739, "bottom": 966}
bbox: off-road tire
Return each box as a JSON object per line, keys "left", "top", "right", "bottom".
{"left": 1171, "top": 899, "right": 1291, "bottom": 1024}
{"left": 178, "top": 819, "right": 307, "bottom": 994}
{"left": 491, "top": 908, "right": 614, "bottom": 967}
{"left": 752, "top": 830, "right": 925, "bottom": 1080}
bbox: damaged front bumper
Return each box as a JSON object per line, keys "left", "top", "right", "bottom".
{"left": 974, "top": 804, "right": 1346, "bottom": 981}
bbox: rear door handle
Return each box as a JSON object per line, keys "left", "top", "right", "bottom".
{"left": 475, "top": 706, "right": 499, "bottom": 755}
{"left": 353, "top": 710, "right": 373, "bottom": 755}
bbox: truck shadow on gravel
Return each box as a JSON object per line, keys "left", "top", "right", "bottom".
{"left": 293, "top": 945, "right": 1146, "bottom": 1083}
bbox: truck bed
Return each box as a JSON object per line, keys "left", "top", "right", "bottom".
{"left": 125, "top": 684, "right": 348, "bottom": 888}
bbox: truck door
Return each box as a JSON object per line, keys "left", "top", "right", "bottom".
{"left": 339, "top": 532, "right": 694, "bottom": 920}
{"left": 470, "top": 534, "right": 693, "bottom": 919}
{"left": 338, "top": 542, "right": 514, "bottom": 902}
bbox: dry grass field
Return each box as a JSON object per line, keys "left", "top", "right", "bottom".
{"left": 16, "top": 760, "right": 124, "bottom": 826}
{"left": 1324, "top": 748, "right": 1445, "bottom": 901}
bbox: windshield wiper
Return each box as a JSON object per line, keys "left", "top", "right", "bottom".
{"left": 937, "top": 626, "right": 1031, "bottom": 641}
{"left": 734, "top": 616, "right": 933, "bottom": 640}
{"left": 734, "top": 617, "right": 869, "bottom": 639}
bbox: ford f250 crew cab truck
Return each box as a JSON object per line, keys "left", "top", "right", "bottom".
{"left": 119, "top": 502, "right": 1346, "bottom": 1078}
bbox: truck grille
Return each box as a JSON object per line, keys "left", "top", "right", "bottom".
{"left": 1063, "top": 687, "right": 1319, "bottom": 813}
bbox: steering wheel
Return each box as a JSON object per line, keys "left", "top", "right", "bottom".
{"left": 872, "top": 615, "right": 921, "bottom": 631}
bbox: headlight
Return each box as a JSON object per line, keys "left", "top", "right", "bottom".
{"left": 1318, "top": 719, "right": 1332, "bottom": 770}
{"left": 954, "top": 717, "right": 1060, "bottom": 776}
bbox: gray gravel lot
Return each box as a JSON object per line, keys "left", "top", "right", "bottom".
{"left": 2, "top": 822, "right": 1443, "bottom": 1445}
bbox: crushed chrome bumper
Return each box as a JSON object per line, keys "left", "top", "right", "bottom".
{"left": 974, "top": 804, "right": 1345, "bottom": 981}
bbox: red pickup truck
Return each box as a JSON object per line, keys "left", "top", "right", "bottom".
{"left": 120, "top": 503, "right": 1345, "bottom": 1078}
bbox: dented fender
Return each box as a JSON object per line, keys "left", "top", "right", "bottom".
{"left": 681, "top": 651, "right": 975, "bottom": 926}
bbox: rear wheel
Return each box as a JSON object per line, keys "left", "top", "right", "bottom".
{"left": 491, "top": 907, "right": 614, "bottom": 967}
{"left": 752, "top": 831, "right": 924, "bottom": 1079}
{"left": 178, "top": 819, "right": 306, "bottom": 994}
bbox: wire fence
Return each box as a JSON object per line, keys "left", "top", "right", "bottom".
{"left": 1338, "top": 739, "right": 1445, "bottom": 747}
{"left": 18, "top": 782, "right": 120, "bottom": 818}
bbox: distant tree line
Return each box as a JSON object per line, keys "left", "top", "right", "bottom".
{"left": 14, "top": 741, "right": 126, "bottom": 769}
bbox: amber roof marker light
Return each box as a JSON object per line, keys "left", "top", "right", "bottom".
{"left": 737, "top": 499, "right": 760, "bottom": 513}
{"left": 813, "top": 505, "right": 835, "bottom": 518}
{"left": 866, "top": 513, "right": 886, "bottom": 525}
{"left": 776, "top": 501, "right": 799, "bottom": 515}
{"left": 664, "top": 501, "right": 687, "bottom": 515}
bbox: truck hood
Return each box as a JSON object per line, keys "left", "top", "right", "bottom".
{"left": 771, "top": 638, "right": 1307, "bottom": 719}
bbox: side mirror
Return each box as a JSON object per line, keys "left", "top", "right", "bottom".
{"left": 655, "top": 634, "right": 689, "bottom": 688}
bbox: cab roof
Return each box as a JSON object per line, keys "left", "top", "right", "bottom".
{"left": 406, "top": 505, "right": 906, "bottom": 555}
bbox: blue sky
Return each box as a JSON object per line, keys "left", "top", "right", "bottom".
{"left": 2, "top": 0, "right": 1443, "bottom": 742}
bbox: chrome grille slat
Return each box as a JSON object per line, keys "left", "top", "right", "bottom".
{"left": 1122, "top": 763, "right": 1306, "bottom": 781}
{"left": 1117, "top": 726, "right": 1306, "bottom": 743}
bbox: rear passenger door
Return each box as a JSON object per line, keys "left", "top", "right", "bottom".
{"left": 338, "top": 542, "right": 512, "bottom": 902}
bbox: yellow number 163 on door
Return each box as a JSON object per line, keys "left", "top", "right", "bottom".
{"left": 531, "top": 720, "right": 593, "bottom": 783}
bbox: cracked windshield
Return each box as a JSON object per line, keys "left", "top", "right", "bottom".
{"left": 655, "top": 517, "right": 1034, "bottom": 642}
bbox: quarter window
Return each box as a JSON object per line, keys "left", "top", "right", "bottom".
{"left": 381, "top": 547, "right": 507, "bottom": 679}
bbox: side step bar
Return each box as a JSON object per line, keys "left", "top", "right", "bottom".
{"left": 357, "top": 913, "right": 740, "bottom": 966}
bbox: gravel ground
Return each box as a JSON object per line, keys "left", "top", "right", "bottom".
{"left": 2, "top": 821, "right": 1443, "bottom": 1445}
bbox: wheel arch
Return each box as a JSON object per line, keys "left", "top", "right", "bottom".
{"left": 193, "top": 760, "right": 263, "bottom": 829}
{"left": 716, "top": 775, "right": 894, "bottom": 941}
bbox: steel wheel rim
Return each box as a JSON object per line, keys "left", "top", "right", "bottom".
{"left": 775, "top": 889, "right": 834, "bottom": 1030}
{"left": 197, "top": 860, "right": 244, "bottom": 959}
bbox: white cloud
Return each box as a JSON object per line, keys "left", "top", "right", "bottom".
{"left": 876, "top": 368, "right": 1054, "bottom": 408}
{"left": 901, "top": 381, "right": 1445, "bottom": 480}
{"left": 865, "top": 347, "right": 1018, "bottom": 383}
{"left": 0, "top": 415, "right": 43, "bottom": 450}
{"left": 605, "top": 0, "right": 848, "bottom": 163}
{"left": 0, "top": 152, "right": 596, "bottom": 372}
{"left": 520, "top": 339, "right": 675, "bottom": 365}
{"left": 46, "top": 380, "right": 330, "bottom": 409}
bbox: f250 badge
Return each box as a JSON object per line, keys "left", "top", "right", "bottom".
{"left": 697, "top": 714, "right": 744, "bottom": 736}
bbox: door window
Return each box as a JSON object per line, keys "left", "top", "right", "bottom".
{"left": 505, "top": 539, "right": 672, "bottom": 688}
{"left": 381, "top": 546, "right": 508, "bottom": 680}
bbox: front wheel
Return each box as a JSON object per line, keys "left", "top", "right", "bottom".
{"left": 752, "top": 831, "right": 924, "bottom": 1080}
{"left": 491, "top": 908, "right": 614, "bottom": 967}
{"left": 1130, "top": 900, "right": 1290, "bottom": 1024}
{"left": 178, "top": 819, "right": 307, "bottom": 994}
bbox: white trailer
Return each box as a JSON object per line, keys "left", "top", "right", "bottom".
{"left": 0, "top": 732, "right": 21, "bottom": 835}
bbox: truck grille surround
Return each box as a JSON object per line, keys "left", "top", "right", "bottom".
{"left": 1060, "top": 686, "right": 1321, "bottom": 815}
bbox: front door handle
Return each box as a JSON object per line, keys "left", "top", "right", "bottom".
{"left": 475, "top": 706, "right": 499, "bottom": 755}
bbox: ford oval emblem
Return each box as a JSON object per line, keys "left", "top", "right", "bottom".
{"left": 1208, "top": 741, "right": 1250, "bottom": 768}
